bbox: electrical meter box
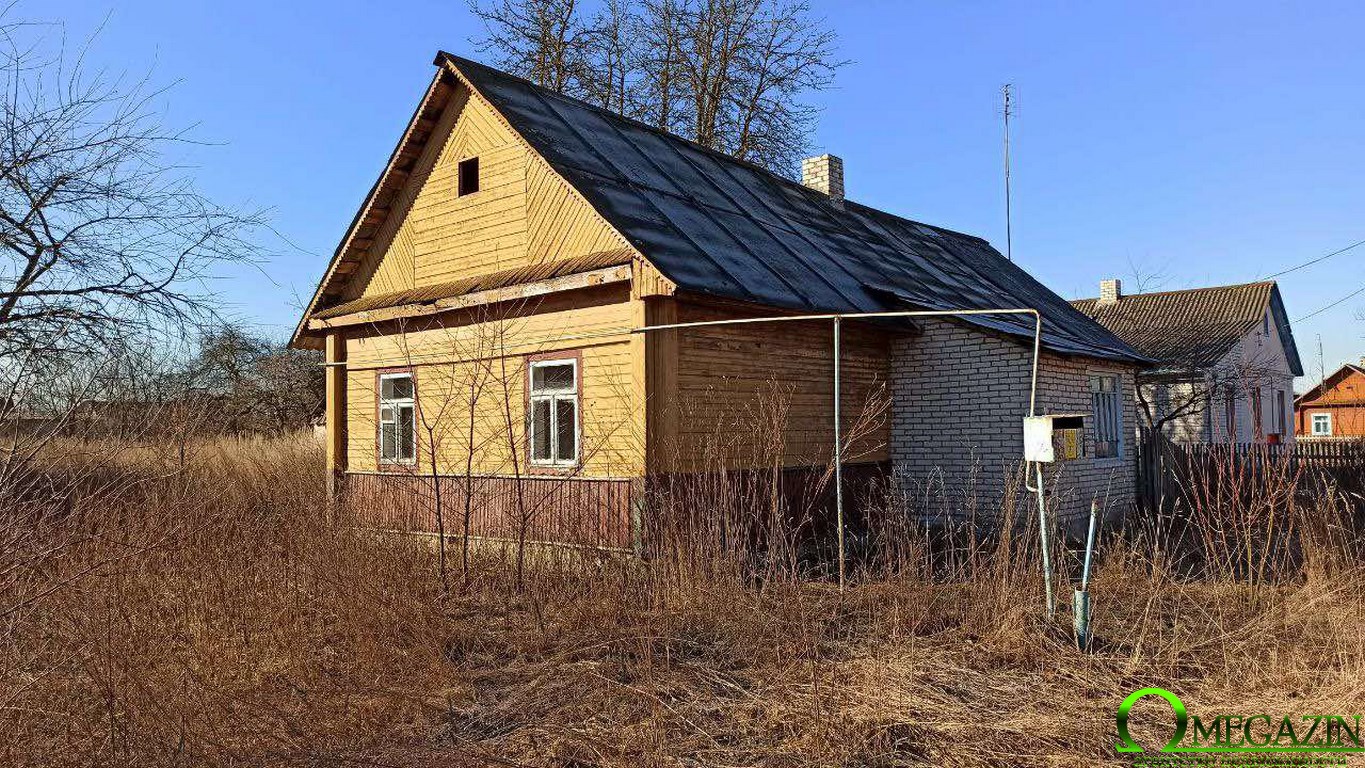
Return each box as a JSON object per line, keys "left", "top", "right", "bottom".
{"left": 1023, "top": 414, "right": 1087, "bottom": 463}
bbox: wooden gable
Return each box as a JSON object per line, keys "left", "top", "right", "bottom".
{"left": 1300, "top": 366, "right": 1365, "bottom": 406}
{"left": 293, "top": 61, "right": 672, "bottom": 348}
{"left": 341, "top": 77, "right": 633, "bottom": 300}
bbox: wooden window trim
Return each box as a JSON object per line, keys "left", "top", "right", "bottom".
{"left": 1089, "top": 373, "right": 1123, "bottom": 460}
{"left": 375, "top": 366, "right": 419, "bottom": 473}
{"left": 524, "top": 349, "right": 583, "bottom": 476}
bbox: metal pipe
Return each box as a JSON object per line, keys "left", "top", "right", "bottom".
{"left": 1081, "top": 498, "right": 1099, "bottom": 591}
{"left": 832, "top": 317, "right": 844, "bottom": 592}
{"left": 634, "top": 306, "right": 1044, "bottom": 419}
{"left": 633, "top": 307, "right": 1046, "bottom": 588}
{"left": 1035, "top": 463, "right": 1055, "bottom": 618}
{"left": 1074, "top": 498, "right": 1101, "bottom": 651}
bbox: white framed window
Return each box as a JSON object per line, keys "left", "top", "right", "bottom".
{"left": 1089, "top": 374, "right": 1123, "bottom": 458}
{"left": 528, "top": 358, "right": 578, "bottom": 467}
{"left": 1274, "top": 390, "right": 1287, "bottom": 436}
{"left": 1311, "top": 412, "right": 1333, "bottom": 437}
{"left": 378, "top": 373, "right": 416, "bottom": 464}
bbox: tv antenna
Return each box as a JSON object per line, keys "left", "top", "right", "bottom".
{"left": 1002, "top": 83, "right": 1014, "bottom": 262}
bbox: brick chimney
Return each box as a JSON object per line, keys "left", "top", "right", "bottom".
{"left": 1098, "top": 279, "right": 1122, "bottom": 305}
{"left": 801, "top": 154, "right": 844, "bottom": 208}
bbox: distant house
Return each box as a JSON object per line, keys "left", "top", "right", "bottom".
{"left": 290, "top": 53, "right": 1148, "bottom": 550}
{"left": 1072, "top": 280, "right": 1303, "bottom": 444}
{"left": 1295, "top": 360, "right": 1365, "bottom": 439}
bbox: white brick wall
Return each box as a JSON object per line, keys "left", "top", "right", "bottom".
{"left": 889, "top": 319, "right": 1139, "bottom": 529}
{"left": 1145, "top": 313, "right": 1297, "bottom": 445}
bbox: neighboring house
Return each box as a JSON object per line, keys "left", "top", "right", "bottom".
{"left": 1295, "top": 360, "right": 1365, "bottom": 439}
{"left": 1072, "top": 280, "right": 1303, "bottom": 444}
{"left": 290, "top": 52, "right": 1148, "bottom": 550}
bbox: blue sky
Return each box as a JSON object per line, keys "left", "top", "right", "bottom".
{"left": 43, "top": 0, "right": 1365, "bottom": 382}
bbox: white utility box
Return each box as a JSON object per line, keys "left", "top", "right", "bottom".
{"left": 1023, "top": 414, "right": 1087, "bottom": 463}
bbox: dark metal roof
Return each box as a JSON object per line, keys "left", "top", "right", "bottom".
{"left": 442, "top": 53, "right": 1147, "bottom": 363}
{"left": 1071, "top": 281, "right": 1303, "bottom": 375}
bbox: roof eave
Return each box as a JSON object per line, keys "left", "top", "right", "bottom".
{"left": 288, "top": 67, "right": 454, "bottom": 350}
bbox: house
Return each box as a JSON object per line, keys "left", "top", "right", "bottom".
{"left": 290, "top": 52, "right": 1148, "bottom": 551}
{"left": 1295, "top": 360, "right": 1365, "bottom": 439}
{"left": 1072, "top": 280, "right": 1303, "bottom": 444}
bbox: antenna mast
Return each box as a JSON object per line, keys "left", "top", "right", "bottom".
{"left": 1002, "top": 83, "right": 1014, "bottom": 262}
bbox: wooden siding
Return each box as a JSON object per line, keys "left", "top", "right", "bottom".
{"left": 653, "top": 299, "right": 891, "bottom": 473}
{"left": 1296, "top": 368, "right": 1365, "bottom": 437}
{"left": 343, "top": 284, "right": 643, "bottom": 478}
{"left": 341, "top": 81, "right": 637, "bottom": 302}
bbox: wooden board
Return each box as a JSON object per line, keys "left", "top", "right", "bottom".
{"left": 339, "top": 81, "right": 641, "bottom": 302}
{"left": 343, "top": 285, "right": 644, "bottom": 478}
{"left": 656, "top": 299, "right": 892, "bottom": 472}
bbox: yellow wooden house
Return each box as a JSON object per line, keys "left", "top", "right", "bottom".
{"left": 291, "top": 53, "right": 1148, "bottom": 550}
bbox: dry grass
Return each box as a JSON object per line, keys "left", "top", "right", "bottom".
{"left": 3, "top": 435, "right": 1365, "bottom": 767}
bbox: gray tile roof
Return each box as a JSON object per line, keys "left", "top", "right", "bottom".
{"left": 443, "top": 53, "right": 1147, "bottom": 363}
{"left": 1071, "top": 281, "right": 1303, "bottom": 375}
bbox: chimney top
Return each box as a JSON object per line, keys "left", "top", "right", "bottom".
{"left": 801, "top": 154, "right": 844, "bottom": 208}
{"left": 1098, "top": 279, "right": 1122, "bottom": 305}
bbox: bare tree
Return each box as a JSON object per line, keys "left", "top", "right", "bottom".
{"left": 185, "top": 326, "right": 323, "bottom": 435}
{"left": 468, "top": 0, "right": 591, "bottom": 93}
{"left": 469, "top": 0, "right": 844, "bottom": 176}
{"left": 1126, "top": 255, "right": 1171, "bottom": 294}
{"left": 0, "top": 16, "right": 264, "bottom": 361}
{"left": 581, "top": 0, "right": 641, "bottom": 114}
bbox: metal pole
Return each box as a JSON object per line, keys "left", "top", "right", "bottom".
{"left": 1034, "top": 462, "right": 1054, "bottom": 618}
{"left": 1074, "top": 498, "right": 1100, "bottom": 650}
{"left": 832, "top": 317, "right": 844, "bottom": 591}
{"left": 628, "top": 306, "right": 1046, "bottom": 590}
{"left": 1081, "top": 499, "right": 1099, "bottom": 591}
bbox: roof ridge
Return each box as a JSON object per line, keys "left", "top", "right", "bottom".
{"left": 1073, "top": 280, "right": 1275, "bottom": 303}
{"left": 439, "top": 51, "right": 994, "bottom": 249}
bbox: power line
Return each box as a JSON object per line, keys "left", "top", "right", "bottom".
{"left": 1261, "top": 237, "right": 1365, "bottom": 280}
{"left": 1294, "top": 283, "right": 1365, "bottom": 322}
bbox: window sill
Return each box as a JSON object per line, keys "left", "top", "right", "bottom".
{"left": 528, "top": 462, "right": 581, "bottom": 476}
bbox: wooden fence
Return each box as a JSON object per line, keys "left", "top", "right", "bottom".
{"left": 1136, "top": 431, "right": 1365, "bottom": 515}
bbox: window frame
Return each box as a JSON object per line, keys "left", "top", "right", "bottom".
{"left": 377, "top": 370, "right": 418, "bottom": 467}
{"left": 457, "top": 156, "right": 480, "bottom": 197}
{"left": 1311, "top": 412, "right": 1333, "bottom": 437}
{"left": 526, "top": 354, "right": 581, "bottom": 471}
{"left": 1274, "top": 390, "right": 1287, "bottom": 436}
{"left": 1088, "top": 373, "right": 1124, "bottom": 460}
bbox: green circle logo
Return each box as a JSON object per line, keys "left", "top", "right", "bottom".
{"left": 1116, "top": 687, "right": 1188, "bottom": 753}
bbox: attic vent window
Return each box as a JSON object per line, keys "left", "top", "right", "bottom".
{"left": 457, "top": 156, "right": 480, "bottom": 196}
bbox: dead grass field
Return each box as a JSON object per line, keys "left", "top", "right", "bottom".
{"left": 3, "top": 435, "right": 1364, "bottom": 767}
